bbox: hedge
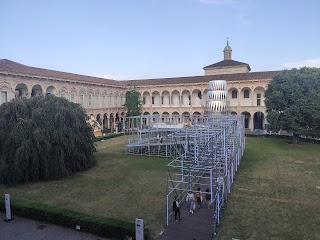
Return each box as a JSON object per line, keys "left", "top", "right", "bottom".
{"left": 0, "top": 198, "right": 151, "bottom": 240}
{"left": 94, "top": 133, "right": 123, "bottom": 142}
{"left": 246, "top": 133, "right": 320, "bottom": 144}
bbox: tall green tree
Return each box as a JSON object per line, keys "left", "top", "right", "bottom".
{"left": 124, "top": 85, "right": 142, "bottom": 117}
{"left": 0, "top": 95, "right": 96, "bottom": 185}
{"left": 265, "top": 67, "right": 320, "bottom": 144}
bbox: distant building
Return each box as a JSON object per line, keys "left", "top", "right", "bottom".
{"left": 0, "top": 41, "right": 281, "bottom": 130}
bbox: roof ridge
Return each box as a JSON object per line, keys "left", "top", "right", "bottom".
{"left": 0, "top": 59, "right": 124, "bottom": 86}
{"left": 0, "top": 59, "right": 116, "bottom": 81}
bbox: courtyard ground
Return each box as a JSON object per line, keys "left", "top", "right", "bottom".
{"left": 0, "top": 136, "right": 319, "bottom": 239}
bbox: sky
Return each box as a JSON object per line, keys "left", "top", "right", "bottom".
{"left": 1, "top": 0, "right": 320, "bottom": 80}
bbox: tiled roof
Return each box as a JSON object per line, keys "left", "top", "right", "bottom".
{"left": 122, "top": 71, "right": 282, "bottom": 86}
{"left": 0, "top": 59, "right": 281, "bottom": 87}
{"left": 203, "top": 59, "right": 251, "bottom": 71}
{"left": 0, "top": 59, "right": 124, "bottom": 87}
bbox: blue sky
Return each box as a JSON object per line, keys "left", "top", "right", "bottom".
{"left": 1, "top": 0, "right": 320, "bottom": 80}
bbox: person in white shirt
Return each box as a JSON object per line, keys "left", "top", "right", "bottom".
{"left": 186, "top": 191, "right": 195, "bottom": 214}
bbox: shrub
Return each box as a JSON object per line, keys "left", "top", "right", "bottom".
{"left": 0, "top": 96, "right": 96, "bottom": 185}
{"left": 0, "top": 198, "right": 151, "bottom": 239}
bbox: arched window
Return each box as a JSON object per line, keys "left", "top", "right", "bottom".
{"left": 232, "top": 90, "right": 238, "bottom": 98}
{"left": 244, "top": 89, "right": 250, "bottom": 98}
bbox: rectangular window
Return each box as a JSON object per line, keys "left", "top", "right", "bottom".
{"left": 80, "top": 95, "right": 84, "bottom": 105}
{"left": 257, "top": 93, "right": 261, "bottom": 106}
{"left": 161, "top": 97, "right": 164, "bottom": 105}
{"left": 1, "top": 91, "right": 8, "bottom": 104}
{"left": 257, "top": 99, "right": 261, "bottom": 106}
{"left": 70, "top": 94, "right": 75, "bottom": 102}
{"left": 143, "top": 97, "right": 146, "bottom": 104}
{"left": 152, "top": 97, "right": 154, "bottom": 104}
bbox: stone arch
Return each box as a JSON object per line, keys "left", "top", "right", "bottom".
{"left": 181, "top": 90, "right": 191, "bottom": 106}
{"left": 162, "top": 90, "right": 170, "bottom": 106}
{"left": 253, "top": 111, "right": 265, "bottom": 130}
{"left": 103, "top": 113, "right": 108, "bottom": 129}
{"left": 240, "top": 87, "right": 252, "bottom": 106}
{"left": 172, "top": 90, "right": 180, "bottom": 107}
{"left": 241, "top": 111, "right": 251, "bottom": 129}
{"left": 142, "top": 91, "right": 151, "bottom": 106}
{"left": 0, "top": 82, "right": 13, "bottom": 104}
{"left": 162, "top": 111, "right": 170, "bottom": 123}
{"left": 191, "top": 89, "right": 202, "bottom": 106}
{"left": 151, "top": 91, "right": 160, "bottom": 106}
{"left": 110, "top": 113, "right": 114, "bottom": 129}
{"left": 96, "top": 113, "right": 102, "bottom": 125}
{"left": 231, "top": 111, "right": 238, "bottom": 115}
{"left": 31, "top": 84, "right": 44, "bottom": 97}
{"left": 15, "top": 83, "right": 29, "bottom": 98}
{"left": 171, "top": 111, "right": 180, "bottom": 124}
{"left": 241, "top": 87, "right": 251, "bottom": 99}
{"left": 253, "top": 86, "right": 266, "bottom": 107}
{"left": 46, "top": 86, "right": 56, "bottom": 95}
{"left": 58, "top": 86, "right": 68, "bottom": 98}
{"left": 182, "top": 111, "right": 190, "bottom": 123}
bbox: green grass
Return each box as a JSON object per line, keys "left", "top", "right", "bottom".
{"left": 0, "top": 136, "right": 319, "bottom": 239}
{"left": 218, "top": 137, "right": 320, "bottom": 240}
{"left": 0, "top": 135, "right": 171, "bottom": 236}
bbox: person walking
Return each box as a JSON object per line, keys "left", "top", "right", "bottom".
{"left": 173, "top": 197, "right": 181, "bottom": 222}
{"left": 205, "top": 188, "right": 211, "bottom": 209}
{"left": 186, "top": 191, "right": 195, "bottom": 214}
{"left": 196, "top": 187, "right": 202, "bottom": 209}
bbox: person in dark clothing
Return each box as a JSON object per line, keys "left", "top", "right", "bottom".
{"left": 205, "top": 188, "right": 211, "bottom": 209}
{"left": 173, "top": 197, "right": 181, "bottom": 222}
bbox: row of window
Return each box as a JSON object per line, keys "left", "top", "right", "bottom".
{"left": 0, "top": 91, "right": 124, "bottom": 108}
{"left": 231, "top": 91, "right": 262, "bottom": 106}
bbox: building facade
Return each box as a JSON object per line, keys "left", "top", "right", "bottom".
{"left": 0, "top": 42, "right": 281, "bottom": 130}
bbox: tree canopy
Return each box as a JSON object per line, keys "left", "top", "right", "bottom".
{"left": 124, "top": 85, "right": 142, "bottom": 117}
{"left": 265, "top": 67, "right": 320, "bottom": 144}
{"left": 0, "top": 95, "right": 96, "bottom": 185}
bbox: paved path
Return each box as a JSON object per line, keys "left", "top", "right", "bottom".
{"left": 0, "top": 212, "right": 109, "bottom": 240}
{"left": 161, "top": 203, "right": 215, "bottom": 240}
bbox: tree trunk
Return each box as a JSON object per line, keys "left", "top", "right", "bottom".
{"left": 293, "top": 133, "right": 300, "bottom": 144}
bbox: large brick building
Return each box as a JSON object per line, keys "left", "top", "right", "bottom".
{"left": 0, "top": 41, "right": 280, "bottom": 130}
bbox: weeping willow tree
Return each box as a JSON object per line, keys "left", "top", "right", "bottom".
{"left": 0, "top": 95, "right": 96, "bottom": 185}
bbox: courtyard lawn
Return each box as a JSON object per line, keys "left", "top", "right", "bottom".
{"left": 0, "top": 135, "right": 171, "bottom": 235}
{"left": 0, "top": 136, "right": 319, "bottom": 239}
{"left": 218, "top": 137, "right": 320, "bottom": 240}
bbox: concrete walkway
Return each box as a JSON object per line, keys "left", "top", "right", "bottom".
{"left": 0, "top": 212, "right": 109, "bottom": 240}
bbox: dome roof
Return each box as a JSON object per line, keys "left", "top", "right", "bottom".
{"left": 224, "top": 40, "right": 232, "bottom": 51}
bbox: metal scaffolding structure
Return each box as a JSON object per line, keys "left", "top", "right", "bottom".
{"left": 165, "top": 114, "right": 245, "bottom": 236}
{"left": 125, "top": 80, "right": 246, "bottom": 237}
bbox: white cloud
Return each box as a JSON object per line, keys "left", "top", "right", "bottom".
{"left": 92, "top": 73, "right": 130, "bottom": 81}
{"left": 283, "top": 58, "right": 320, "bottom": 69}
{"left": 197, "top": 0, "right": 238, "bottom": 4}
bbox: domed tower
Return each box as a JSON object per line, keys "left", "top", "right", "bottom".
{"left": 223, "top": 40, "right": 232, "bottom": 60}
